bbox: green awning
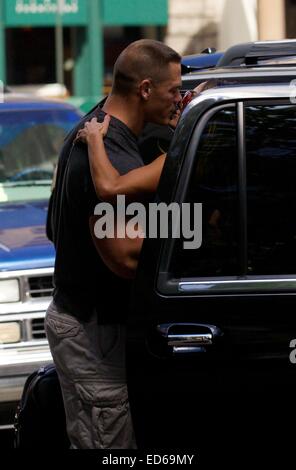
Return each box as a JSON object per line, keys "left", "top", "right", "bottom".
{"left": 4, "top": 0, "right": 168, "bottom": 27}
{"left": 103, "top": 0, "right": 168, "bottom": 26}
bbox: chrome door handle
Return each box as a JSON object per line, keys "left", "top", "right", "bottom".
{"left": 157, "top": 323, "right": 223, "bottom": 354}
{"left": 167, "top": 333, "right": 213, "bottom": 346}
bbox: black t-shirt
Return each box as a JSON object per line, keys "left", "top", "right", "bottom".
{"left": 50, "top": 107, "right": 144, "bottom": 323}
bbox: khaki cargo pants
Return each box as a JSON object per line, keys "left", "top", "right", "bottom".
{"left": 45, "top": 301, "right": 136, "bottom": 449}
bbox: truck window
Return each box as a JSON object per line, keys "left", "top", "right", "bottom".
{"left": 245, "top": 104, "right": 296, "bottom": 275}
{"left": 170, "top": 106, "right": 239, "bottom": 278}
{"left": 0, "top": 108, "right": 79, "bottom": 203}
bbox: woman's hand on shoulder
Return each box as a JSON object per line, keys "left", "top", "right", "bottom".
{"left": 75, "top": 114, "right": 111, "bottom": 144}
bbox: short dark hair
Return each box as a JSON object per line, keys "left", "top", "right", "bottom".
{"left": 112, "top": 39, "right": 181, "bottom": 96}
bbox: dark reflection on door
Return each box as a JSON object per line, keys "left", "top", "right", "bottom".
{"left": 245, "top": 104, "right": 296, "bottom": 275}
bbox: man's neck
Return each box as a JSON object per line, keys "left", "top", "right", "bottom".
{"left": 102, "top": 94, "right": 144, "bottom": 136}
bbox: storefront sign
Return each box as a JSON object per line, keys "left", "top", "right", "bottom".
{"left": 4, "top": 0, "right": 168, "bottom": 27}
{"left": 103, "top": 0, "right": 168, "bottom": 26}
{"left": 5, "top": 0, "right": 88, "bottom": 26}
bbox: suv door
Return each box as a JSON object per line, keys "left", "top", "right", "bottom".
{"left": 127, "top": 97, "right": 296, "bottom": 449}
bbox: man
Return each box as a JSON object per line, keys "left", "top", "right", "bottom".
{"left": 45, "top": 39, "right": 182, "bottom": 449}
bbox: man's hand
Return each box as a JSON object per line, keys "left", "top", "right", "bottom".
{"left": 75, "top": 114, "right": 111, "bottom": 144}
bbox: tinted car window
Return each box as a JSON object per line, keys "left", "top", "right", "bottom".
{"left": 170, "top": 106, "right": 239, "bottom": 278}
{"left": 245, "top": 103, "right": 296, "bottom": 275}
{"left": 0, "top": 108, "right": 79, "bottom": 203}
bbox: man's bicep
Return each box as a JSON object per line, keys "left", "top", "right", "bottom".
{"left": 89, "top": 216, "right": 143, "bottom": 279}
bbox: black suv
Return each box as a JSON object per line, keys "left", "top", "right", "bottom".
{"left": 127, "top": 41, "right": 296, "bottom": 453}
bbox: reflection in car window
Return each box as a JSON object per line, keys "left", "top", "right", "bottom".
{"left": 245, "top": 104, "right": 296, "bottom": 275}
{"left": 0, "top": 109, "right": 79, "bottom": 203}
{"left": 170, "top": 106, "right": 239, "bottom": 278}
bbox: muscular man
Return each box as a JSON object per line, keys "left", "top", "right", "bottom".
{"left": 45, "top": 39, "right": 182, "bottom": 449}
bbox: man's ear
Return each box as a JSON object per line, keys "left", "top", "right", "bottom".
{"left": 139, "top": 79, "right": 152, "bottom": 100}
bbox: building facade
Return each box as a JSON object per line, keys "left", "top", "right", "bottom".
{"left": 165, "top": 0, "right": 296, "bottom": 56}
{"left": 0, "top": 0, "right": 295, "bottom": 105}
{"left": 0, "top": 0, "right": 168, "bottom": 102}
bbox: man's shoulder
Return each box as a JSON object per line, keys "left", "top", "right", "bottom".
{"left": 66, "top": 143, "right": 90, "bottom": 180}
{"left": 105, "top": 131, "right": 144, "bottom": 175}
{"left": 60, "top": 106, "right": 102, "bottom": 168}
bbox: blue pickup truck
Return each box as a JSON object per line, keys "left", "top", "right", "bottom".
{"left": 0, "top": 95, "right": 81, "bottom": 427}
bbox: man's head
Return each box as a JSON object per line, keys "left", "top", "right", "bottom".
{"left": 111, "top": 39, "right": 182, "bottom": 126}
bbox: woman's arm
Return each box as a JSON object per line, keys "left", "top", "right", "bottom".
{"left": 76, "top": 116, "right": 166, "bottom": 203}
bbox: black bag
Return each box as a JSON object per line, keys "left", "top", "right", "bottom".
{"left": 14, "top": 363, "right": 70, "bottom": 449}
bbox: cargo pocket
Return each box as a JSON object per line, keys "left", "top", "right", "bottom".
{"left": 75, "top": 381, "right": 136, "bottom": 449}
{"left": 45, "top": 313, "right": 83, "bottom": 376}
{"left": 46, "top": 315, "right": 81, "bottom": 339}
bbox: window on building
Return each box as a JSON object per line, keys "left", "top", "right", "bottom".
{"left": 6, "top": 27, "right": 73, "bottom": 93}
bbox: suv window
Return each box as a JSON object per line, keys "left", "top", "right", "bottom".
{"left": 246, "top": 103, "right": 296, "bottom": 275}
{"left": 169, "top": 101, "right": 296, "bottom": 281}
{"left": 170, "top": 106, "right": 239, "bottom": 278}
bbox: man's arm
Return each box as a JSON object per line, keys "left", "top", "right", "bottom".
{"left": 89, "top": 216, "right": 144, "bottom": 279}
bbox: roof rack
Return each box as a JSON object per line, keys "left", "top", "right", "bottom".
{"left": 218, "top": 40, "right": 296, "bottom": 67}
